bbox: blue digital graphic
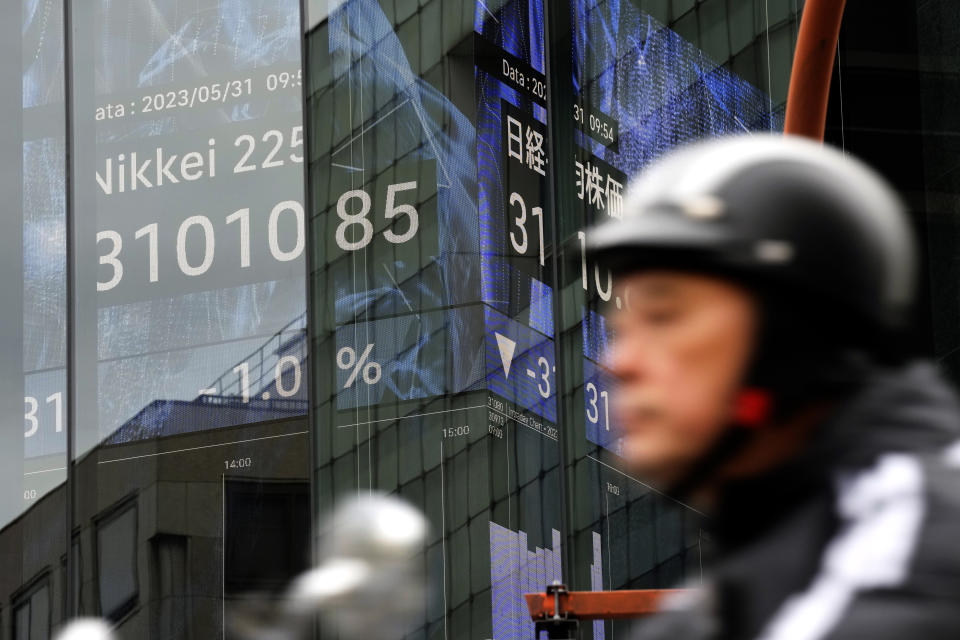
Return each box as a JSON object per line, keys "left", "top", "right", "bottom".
{"left": 328, "top": 0, "right": 481, "bottom": 319}
{"left": 489, "top": 522, "right": 563, "bottom": 640}
{"left": 475, "top": 0, "right": 553, "bottom": 329}
{"left": 334, "top": 308, "right": 486, "bottom": 410}
{"left": 326, "top": 0, "right": 559, "bottom": 421}
{"left": 22, "top": 0, "right": 309, "bottom": 452}
{"left": 590, "top": 531, "right": 606, "bottom": 640}
{"left": 581, "top": 307, "right": 612, "bottom": 364}
{"left": 572, "top": 0, "right": 784, "bottom": 178}
{"left": 22, "top": 0, "right": 67, "bottom": 460}
{"left": 326, "top": 0, "right": 489, "bottom": 412}
{"left": 484, "top": 306, "right": 556, "bottom": 423}
{"left": 583, "top": 358, "right": 621, "bottom": 455}
{"left": 582, "top": 308, "right": 621, "bottom": 454}
{"left": 489, "top": 522, "right": 606, "bottom": 640}
{"left": 472, "top": 0, "right": 560, "bottom": 428}
{"left": 572, "top": 1, "right": 784, "bottom": 458}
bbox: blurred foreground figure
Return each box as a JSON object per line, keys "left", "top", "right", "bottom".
{"left": 286, "top": 493, "right": 427, "bottom": 640}
{"left": 586, "top": 136, "right": 960, "bottom": 639}
{"left": 53, "top": 619, "right": 115, "bottom": 640}
{"left": 227, "top": 493, "right": 427, "bottom": 640}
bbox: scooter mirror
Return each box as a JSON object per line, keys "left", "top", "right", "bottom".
{"left": 53, "top": 618, "right": 116, "bottom": 640}
{"left": 285, "top": 493, "right": 429, "bottom": 640}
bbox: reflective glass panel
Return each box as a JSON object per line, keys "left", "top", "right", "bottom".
{"left": 307, "top": 0, "right": 563, "bottom": 637}
{"left": 65, "top": 0, "right": 310, "bottom": 635}
{"left": 307, "top": 1, "right": 799, "bottom": 639}
{"left": 549, "top": 4, "right": 798, "bottom": 636}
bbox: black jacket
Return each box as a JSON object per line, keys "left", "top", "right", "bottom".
{"left": 633, "top": 361, "right": 960, "bottom": 640}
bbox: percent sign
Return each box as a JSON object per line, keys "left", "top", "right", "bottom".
{"left": 337, "top": 344, "right": 383, "bottom": 388}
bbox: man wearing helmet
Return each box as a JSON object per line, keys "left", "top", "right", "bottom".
{"left": 585, "top": 135, "right": 960, "bottom": 639}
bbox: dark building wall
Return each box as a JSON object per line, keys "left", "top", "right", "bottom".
{"left": 0, "top": 416, "right": 309, "bottom": 640}
{"left": 825, "top": 1, "right": 960, "bottom": 380}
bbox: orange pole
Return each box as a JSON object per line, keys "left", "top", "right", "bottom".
{"left": 524, "top": 589, "right": 684, "bottom": 621}
{"left": 784, "top": 0, "right": 847, "bottom": 140}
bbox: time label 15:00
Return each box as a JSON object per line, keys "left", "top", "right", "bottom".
{"left": 96, "top": 199, "right": 304, "bottom": 291}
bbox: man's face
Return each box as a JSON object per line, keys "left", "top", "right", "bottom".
{"left": 606, "top": 271, "right": 757, "bottom": 487}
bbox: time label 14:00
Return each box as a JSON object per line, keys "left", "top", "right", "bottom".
{"left": 96, "top": 199, "right": 304, "bottom": 291}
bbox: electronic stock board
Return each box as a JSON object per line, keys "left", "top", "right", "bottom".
{"left": 309, "top": 1, "right": 785, "bottom": 639}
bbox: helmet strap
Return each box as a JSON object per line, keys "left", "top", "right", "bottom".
{"left": 732, "top": 387, "right": 773, "bottom": 427}
{"left": 666, "top": 423, "right": 756, "bottom": 501}
{"left": 665, "top": 387, "right": 774, "bottom": 499}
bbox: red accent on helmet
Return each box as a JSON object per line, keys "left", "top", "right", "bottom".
{"left": 733, "top": 388, "right": 772, "bottom": 427}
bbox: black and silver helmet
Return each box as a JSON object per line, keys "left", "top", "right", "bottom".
{"left": 585, "top": 135, "right": 916, "bottom": 341}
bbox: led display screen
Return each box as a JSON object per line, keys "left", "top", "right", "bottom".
{"left": 570, "top": 0, "right": 783, "bottom": 455}
{"left": 14, "top": 1, "right": 314, "bottom": 630}
{"left": 87, "top": 0, "right": 306, "bottom": 446}
{"left": 310, "top": 1, "right": 563, "bottom": 638}
{"left": 559, "top": 2, "right": 787, "bottom": 638}
{"left": 24, "top": 0, "right": 308, "bottom": 480}
{"left": 307, "top": 1, "right": 794, "bottom": 639}
{"left": 21, "top": 0, "right": 67, "bottom": 503}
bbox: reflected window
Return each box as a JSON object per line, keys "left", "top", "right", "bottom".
{"left": 151, "top": 534, "right": 188, "bottom": 640}
{"left": 224, "top": 480, "right": 309, "bottom": 594}
{"left": 54, "top": 535, "right": 83, "bottom": 616}
{"left": 60, "top": 539, "right": 84, "bottom": 620}
{"left": 12, "top": 577, "right": 49, "bottom": 640}
{"left": 96, "top": 502, "right": 138, "bottom": 621}
{"left": 72, "top": 539, "right": 82, "bottom": 616}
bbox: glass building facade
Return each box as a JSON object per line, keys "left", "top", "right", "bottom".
{"left": 304, "top": 1, "right": 798, "bottom": 638}
{"left": 5, "top": 1, "right": 310, "bottom": 638}
{"left": 0, "top": 1, "right": 954, "bottom": 639}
